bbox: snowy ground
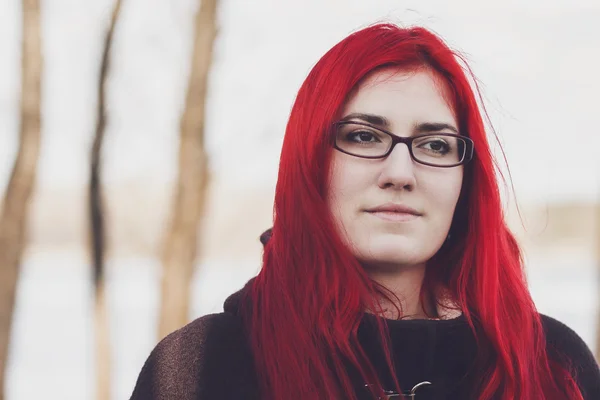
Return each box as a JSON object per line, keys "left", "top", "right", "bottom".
{"left": 5, "top": 251, "right": 598, "bottom": 400}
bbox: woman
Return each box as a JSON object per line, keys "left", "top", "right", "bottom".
{"left": 130, "top": 23, "right": 600, "bottom": 399}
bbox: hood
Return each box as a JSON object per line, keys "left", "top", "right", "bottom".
{"left": 223, "top": 228, "right": 271, "bottom": 316}
{"left": 223, "top": 277, "right": 255, "bottom": 316}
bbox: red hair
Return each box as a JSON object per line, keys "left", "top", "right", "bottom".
{"left": 239, "top": 23, "right": 583, "bottom": 400}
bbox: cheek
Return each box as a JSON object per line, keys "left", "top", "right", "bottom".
{"left": 327, "top": 157, "right": 373, "bottom": 232}
{"left": 328, "top": 157, "right": 369, "bottom": 207}
{"left": 422, "top": 172, "right": 463, "bottom": 220}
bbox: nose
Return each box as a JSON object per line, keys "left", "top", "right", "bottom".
{"left": 376, "top": 143, "right": 416, "bottom": 191}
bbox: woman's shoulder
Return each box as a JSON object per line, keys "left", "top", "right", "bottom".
{"left": 539, "top": 314, "right": 600, "bottom": 398}
{"left": 139, "top": 312, "right": 247, "bottom": 371}
{"left": 129, "top": 312, "right": 258, "bottom": 400}
{"left": 157, "top": 311, "right": 246, "bottom": 352}
{"left": 540, "top": 313, "right": 595, "bottom": 361}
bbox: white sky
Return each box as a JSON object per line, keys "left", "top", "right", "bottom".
{"left": 0, "top": 0, "right": 599, "bottom": 202}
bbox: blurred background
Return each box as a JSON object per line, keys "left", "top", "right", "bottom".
{"left": 0, "top": 0, "right": 599, "bottom": 399}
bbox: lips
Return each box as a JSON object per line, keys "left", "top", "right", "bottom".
{"left": 365, "top": 203, "right": 422, "bottom": 216}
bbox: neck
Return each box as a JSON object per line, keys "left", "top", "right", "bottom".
{"left": 366, "top": 263, "right": 435, "bottom": 320}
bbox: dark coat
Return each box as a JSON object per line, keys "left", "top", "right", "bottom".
{"left": 129, "top": 279, "right": 600, "bottom": 399}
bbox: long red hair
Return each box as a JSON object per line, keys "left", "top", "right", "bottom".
{"left": 239, "top": 23, "right": 583, "bottom": 400}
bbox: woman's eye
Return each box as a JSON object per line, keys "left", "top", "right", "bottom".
{"left": 418, "top": 139, "right": 451, "bottom": 154}
{"left": 347, "top": 131, "right": 380, "bottom": 143}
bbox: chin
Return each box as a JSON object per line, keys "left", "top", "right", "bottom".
{"left": 356, "top": 240, "right": 431, "bottom": 268}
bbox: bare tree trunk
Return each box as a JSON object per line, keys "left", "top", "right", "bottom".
{"left": 595, "top": 202, "right": 600, "bottom": 361}
{"left": 158, "top": 0, "right": 218, "bottom": 340}
{"left": 0, "top": 0, "right": 42, "bottom": 398}
{"left": 89, "top": 1, "right": 123, "bottom": 399}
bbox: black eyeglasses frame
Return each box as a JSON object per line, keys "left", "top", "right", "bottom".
{"left": 332, "top": 121, "right": 474, "bottom": 168}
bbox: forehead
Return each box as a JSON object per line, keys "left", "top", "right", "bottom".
{"left": 341, "top": 68, "right": 457, "bottom": 129}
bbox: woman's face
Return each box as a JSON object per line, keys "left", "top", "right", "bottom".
{"left": 328, "top": 68, "right": 464, "bottom": 272}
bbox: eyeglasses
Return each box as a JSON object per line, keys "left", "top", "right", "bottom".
{"left": 333, "top": 121, "right": 474, "bottom": 168}
{"left": 364, "top": 381, "right": 432, "bottom": 399}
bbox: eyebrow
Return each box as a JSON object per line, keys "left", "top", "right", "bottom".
{"left": 415, "top": 122, "right": 459, "bottom": 135}
{"left": 339, "top": 112, "right": 390, "bottom": 127}
{"left": 339, "top": 112, "right": 459, "bottom": 135}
